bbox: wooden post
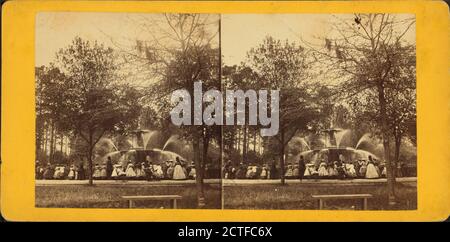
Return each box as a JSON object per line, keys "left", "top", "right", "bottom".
{"left": 362, "top": 198, "right": 368, "bottom": 210}
{"left": 128, "top": 200, "right": 134, "bottom": 208}
{"left": 172, "top": 199, "right": 177, "bottom": 209}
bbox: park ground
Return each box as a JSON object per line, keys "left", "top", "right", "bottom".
{"left": 223, "top": 181, "right": 417, "bottom": 210}
{"left": 35, "top": 183, "right": 222, "bottom": 209}
{"left": 35, "top": 178, "right": 416, "bottom": 210}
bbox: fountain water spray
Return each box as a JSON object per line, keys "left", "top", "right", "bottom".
{"left": 298, "top": 137, "right": 311, "bottom": 150}
{"left": 335, "top": 129, "right": 350, "bottom": 148}
{"left": 162, "top": 135, "right": 179, "bottom": 151}
{"left": 355, "top": 133, "right": 371, "bottom": 150}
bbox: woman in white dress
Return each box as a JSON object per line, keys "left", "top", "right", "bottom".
{"left": 365, "top": 161, "right": 379, "bottom": 179}
{"left": 111, "top": 164, "right": 125, "bottom": 179}
{"left": 125, "top": 162, "right": 137, "bottom": 178}
{"left": 304, "top": 164, "right": 313, "bottom": 177}
{"left": 172, "top": 161, "right": 187, "bottom": 180}
{"left": 318, "top": 162, "right": 329, "bottom": 177}
{"left": 251, "top": 166, "right": 258, "bottom": 179}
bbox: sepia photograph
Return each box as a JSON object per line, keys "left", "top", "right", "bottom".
{"left": 35, "top": 12, "right": 222, "bottom": 209}
{"left": 34, "top": 12, "right": 417, "bottom": 210}
{"left": 220, "top": 14, "right": 417, "bottom": 210}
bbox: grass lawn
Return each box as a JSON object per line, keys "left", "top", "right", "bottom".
{"left": 36, "top": 184, "right": 221, "bottom": 209}
{"left": 223, "top": 183, "right": 417, "bottom": 210}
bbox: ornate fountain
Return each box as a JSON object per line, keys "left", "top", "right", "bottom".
{"left": 298, "top": 128, "right": 380, "bottom": 165}
{"left": 103, "top": 129, "right": 188, "bottom": 167}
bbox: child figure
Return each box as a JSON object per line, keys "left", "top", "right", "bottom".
{"left": 100, "top": 165, "right": 107, "bottom": 180}
{"left": 166, "top": 162, "right": 175, "bottom": 179}
{"left": 93, "top": 164, "right": 102, "bottom": 179}
{"left": 359, "top": 160, "right": 368, "bottom": 178}
{"left": 260, "top": 167, "right": 267, "bottom": 179}
{"left": 285, "top": 165, "right": 294, "bottom": 178}
{"left": 67, "top": 165, "right": 76, "bottom": 180}
{"left": 292, "top": 164, "right": 299, "bottom": 178}
{"left": 188, "top": 165, "right": 196, "bottom": 179}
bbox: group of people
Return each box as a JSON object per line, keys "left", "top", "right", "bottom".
{"left": 295, "top": 156, "right": 384, "bottom": 179}
{"left": 35, "top": 156, "right": 196, "bottom": 181}
{"left": 106, "top": 156, "right": 196, "bottom": 180}
{"left": 223, "top": 161, "right": 277, "bottom": 179}
{"left": 222, "top": 155, "right": 387, "bottom": 180}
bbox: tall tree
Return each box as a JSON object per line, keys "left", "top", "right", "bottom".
{"left": 246, "top": 36, "right": 319, "bottom": 185}
{"left": 125, "top": 14, "right": 220, "bottom": 207}
{"left": 310, "top": 14, "right": 415, "bottom": 204}
{"left": 53, "top": 37, "right": 139, "bottom": 185}
{"left": 36, "top": 65, "right": 67, "bottom": 162}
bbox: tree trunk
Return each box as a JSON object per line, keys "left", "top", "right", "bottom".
{"left": 253, "top": 129, "right": 257, "bottom": 152}
{"left": 43, "top": 125, "right": 48, "bottom": 159}
{"left": 280, "top": 131, "right": 286, "bottom": 185}
{"left": 243, "top": 125, "right": 248, "bottom": 162}
{"left": 237, "top": 127, "right": 241, "bottom": 154}
{"left": 60, "top": 133, "right": 64, "bottom": 153}
{"left": 202, "top": 130, "right": 210, "bottom": 180}
{"left": 193, "top": 127, "right": 205, "bottom": 208}
{"left": 49, "top": 121, "right": 55, "bottom": 163}
{"left": 188, "top": 81, "right": 205, "bottom": 208}
{"left": 36, "top": 125, "right": 43, "bottom": 159}
{"left": 378, "top": 84, "right": 396, "bottom": 205}
{"left": 88, "top": 135, "right": 94, "bottom": 186}
{"left": 394, "top": 136, "right": 402, "bottom": 177}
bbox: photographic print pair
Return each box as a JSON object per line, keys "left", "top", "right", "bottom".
{"left": 35, "top": 12, "right": 417, "bottom": 210}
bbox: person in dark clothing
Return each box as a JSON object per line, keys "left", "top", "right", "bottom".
{"left": 77, "top": 163, "right": 85, "bottom": 180}
{"left": 298, "top": 155, "right": 306, "bottom": 181}
{"left": 106, "top": 156, "right": 113, "bottom": 179}
{"left": 270, "top": 161, "right": 278, "bottom": 179}
{"left": 43, "top": 163, "right": 54, "bottom": 180}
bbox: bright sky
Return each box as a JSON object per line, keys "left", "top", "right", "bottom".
{"left": 221, "top": 14, "right": 333, "bottom": 66}
{"left": 36, "top": 12, "right": 139, "bottom": 66}
{"left": 36, "top": 12, "right": 415, "bottom": 68}
{"left": 221, "top": 14, "right": 415, "bottom": 66}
